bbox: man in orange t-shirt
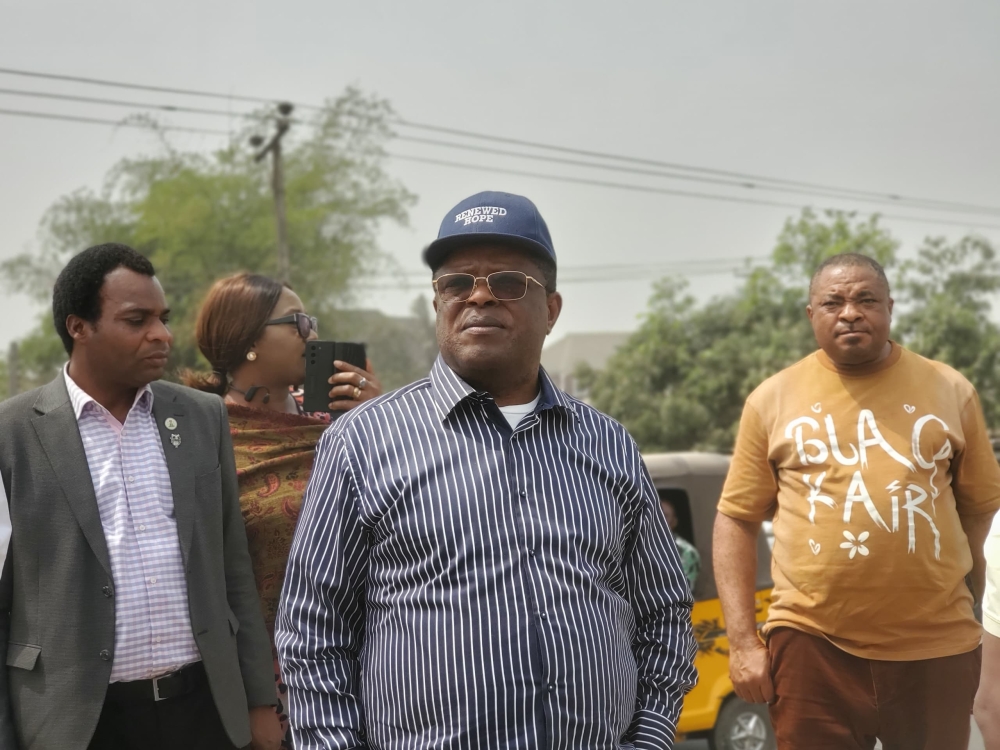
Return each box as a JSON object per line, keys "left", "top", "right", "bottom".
{"left": 714, "top": 252, "right": 1000, "bottom": 749}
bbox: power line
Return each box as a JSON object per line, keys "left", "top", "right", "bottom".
{"left": 0, "top": 86, "right": 267, "bottom": 121}
{"left": 386, "top": 134, "right": 1000, "bottom": 217}
{"left": 387, "top": 257, "right": 763, "bottom": 282}
{"left": 359, "top": 260, "right": 757, "bottom": 290}
{"left": 9, "top": 85, "right": 998, "bottom": 216}
{"left": 3, "top": 104, "right": 998, "bottom": 233}
{"left": 387, "top": 153, "right": 1000, "bottom": 232}
{"left": 0, "top": 107, "right": 231, "bottom": 135}
{"left": 388, "top": 119, "right": 1000, "bottom": 217}
{"left": 0, "top": 66, "right": 284, "bottom": 107}
{"left": 7, "top": 85, "right": 1000, "bottom": 217}
{"left": 2, "top": 65, "right": 997, "bottom": 218}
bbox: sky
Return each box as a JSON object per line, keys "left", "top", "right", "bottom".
{"left": 1, "top": 0, "right": 999, "bottom": 354}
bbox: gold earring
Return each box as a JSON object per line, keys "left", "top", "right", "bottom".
{"left": 247, "top": 351, "right": 257, "bottom": 361}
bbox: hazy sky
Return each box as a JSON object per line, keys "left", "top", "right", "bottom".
{"left": 2, "top": 0, "right": 999, "bottom": 353}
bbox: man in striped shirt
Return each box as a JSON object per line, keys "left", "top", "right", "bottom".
{"left": 276, "top": 191, "right": 698, "bottom": 749}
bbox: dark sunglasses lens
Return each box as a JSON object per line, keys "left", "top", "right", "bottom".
{"left": 296, "top": 315, "right": 314, "bottom": 339}
{"left": 488, "top": 272, "right": 528, "bottom": 300}
{"left": 439, "top": 274, "right": 476, "bottom": 301}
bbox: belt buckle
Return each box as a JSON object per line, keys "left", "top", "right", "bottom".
{"left": 152, "top": 674, "right": 166, "bottom": 702}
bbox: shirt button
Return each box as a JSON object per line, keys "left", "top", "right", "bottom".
{"left": 528, "top": 549, "right": 535, "bottom": 557}
{"left": 102, "top": 586, "right": 113, "bottom": 598}
{"left": 519, "top": 490, "right": 527, "bottom": 497}
{"left": 139, "top": 525, "right": 146, "bottom": 532}
{"left": 127, "top": 476, "right": 135, "bottom": 484}
{"left": 154, "top": 637, "right": 161, "bottom": 644}
{"left": 547, "top": 683, "right": 556, "bottom": 693}
{"left": 121, "top": 429, "right": 126, "bottom": 436}
{"left": 540, "top": 612, "right": 548, "bottom": 620}
{"left": 100, "top": 650, "right": 111, "bottom": 661}
{"left": 149, "top": 577, "right": 157, "bottom": 584}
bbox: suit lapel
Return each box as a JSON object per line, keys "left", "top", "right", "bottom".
{"left": 30, "top": 376, "right": 112, "bottom": 578}
{"left": 151, "top": 385, "right": 196, "bottom": 569}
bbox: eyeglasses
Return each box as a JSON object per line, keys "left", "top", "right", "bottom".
{"left": 432, "top": 271, "right": 546, "bottom": 303}
{"left": 264, "top": 312, "right": 318, "bottom": 340}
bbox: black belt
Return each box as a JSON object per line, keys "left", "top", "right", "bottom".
{"left": 105, "top": 662, "right": 206, "bottom": 703}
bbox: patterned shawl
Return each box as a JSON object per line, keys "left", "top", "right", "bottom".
{"left": 227, "top": 404, "right": 328, "bottom": 637}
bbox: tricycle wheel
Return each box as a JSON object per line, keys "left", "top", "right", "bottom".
{"left": 708, "top": 697, "right": 776, "bottom": 750}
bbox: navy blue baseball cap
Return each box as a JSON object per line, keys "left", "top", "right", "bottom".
{"left": 423, "top": 191, "right": 556, "bottom": 269}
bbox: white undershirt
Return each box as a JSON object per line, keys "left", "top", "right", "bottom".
{"left": 497, "top": 393, "right": 541, "bottom": 429}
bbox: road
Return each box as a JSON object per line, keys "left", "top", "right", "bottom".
{"left": 677, "top": 718, "right": 985, "bottom": 749}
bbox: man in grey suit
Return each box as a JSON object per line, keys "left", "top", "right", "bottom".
{"left": 0, "top": 244, "right": 282, "bottom": 749}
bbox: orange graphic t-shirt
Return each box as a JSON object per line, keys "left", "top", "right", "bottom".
{"left": 718, "top": 343, "right": 1000, "bottom": 660}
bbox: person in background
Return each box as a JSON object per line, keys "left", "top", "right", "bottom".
{"left": 0, "top": 245, "right": 278, "bottom": 750}
{"left": 714, "top": 252, "right": 999, "bottom": 749}
{"left": 975, "top": 513, "right": 1000, "bottom": 749}
{"left": 276, "top": 191, "right": 697, "bottom": 749}
{"left": 183, "top": 272, "right": 381, "bottom": 747}
{"left": 660, "top": 497, "right": 700, "bottom": 591}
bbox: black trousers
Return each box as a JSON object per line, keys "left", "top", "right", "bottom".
{"left": 88, "top": 671, "right": 240, "bottom": 750}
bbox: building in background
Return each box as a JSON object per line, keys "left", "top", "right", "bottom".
{"left": 542, "top": 332, "right": 630, "bottom": 400}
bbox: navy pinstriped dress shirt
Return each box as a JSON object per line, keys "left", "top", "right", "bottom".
{"left": 275, "top": 357, "right": 697, "bottom": 749}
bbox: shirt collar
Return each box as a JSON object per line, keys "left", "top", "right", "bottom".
{"left": 428, "top": 355, "right": 577, "bottom": 423}
{"left": 63, "top": 365, "right": 154, "bottom": 421}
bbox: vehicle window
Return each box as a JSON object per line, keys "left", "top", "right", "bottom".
{"left": 657, "top": 488, "right": 694, "bottom": 545}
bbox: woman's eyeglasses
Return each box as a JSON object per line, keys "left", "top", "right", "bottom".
{"left": 265, "top": 312, "right": 318, "bottom": 340}
{"left": 432, "top": 271, "right": 545, "bottom": 303}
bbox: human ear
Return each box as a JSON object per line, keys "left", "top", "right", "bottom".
{"left": 546, "top": 292, "right": 563, "bottom": 335}
{"left": 66, "top": 315, "right": 91, "bottom": 345}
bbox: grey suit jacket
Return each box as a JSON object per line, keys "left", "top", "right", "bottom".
{"left": 0, "top": 375, "right": 275, "bottom": 749}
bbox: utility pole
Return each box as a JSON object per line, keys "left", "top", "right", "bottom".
{"left": 7, "top": 342, "right": 19, "bottom": 398}
{"left": 251, "top": 102, "right": 294, "bottom": 283}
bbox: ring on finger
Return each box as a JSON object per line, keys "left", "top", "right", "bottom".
{"left": 358, "top": 377, "right": 368, "bottom": 390}
{"left": 353, "top": 386, "right": 361, "bottom": 400}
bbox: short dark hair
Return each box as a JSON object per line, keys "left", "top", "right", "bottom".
{"left": 430, "top": 246, "right": 558, "bottom": 293}
{"left": 810, "top": 252, "right": 889, "bottom": 297}
{"left": 52, "top": 243, "right": 156, "bottom": 354}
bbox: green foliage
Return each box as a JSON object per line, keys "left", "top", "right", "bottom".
{"left": 583, "top": 209, "right": 1000, "bottom": 452}
{"left": 894, "top": 236, "right": 1000, "bottom": 426}
{"left": 771, "top": 209, "right": 898, "bottom": 284}
{"left": 7, "top": 322, "right": 66, "bottom": 394}
{"left": 2, "top": 87, "right": 424, "bottom": 394}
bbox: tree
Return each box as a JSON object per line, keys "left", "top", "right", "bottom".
{"left": 2, "top": 87, "right": 419, "bottom": 393}
{"left": 580, "top": 209, "right": 1000, "bottom": 452}
{"left": 894, "top": 235, "right": 1000, "bottom": 427}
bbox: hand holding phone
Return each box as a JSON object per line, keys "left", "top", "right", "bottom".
{"left": 327, "top": 359, "right": 382, "bottom": 411}
{"left": 302, "top": 341, "right": 367, "bottom": 415}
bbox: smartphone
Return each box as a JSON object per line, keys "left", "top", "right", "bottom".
{"left": 302, "top": 340, "right": 367, "bottom": 415}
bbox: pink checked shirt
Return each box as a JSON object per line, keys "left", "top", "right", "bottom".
{"left": 64, "top": 369, "right": 201, "bottom": 682}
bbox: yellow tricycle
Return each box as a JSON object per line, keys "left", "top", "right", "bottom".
{"left": 643, "top": 452, "right": 776, "bottom": 750}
